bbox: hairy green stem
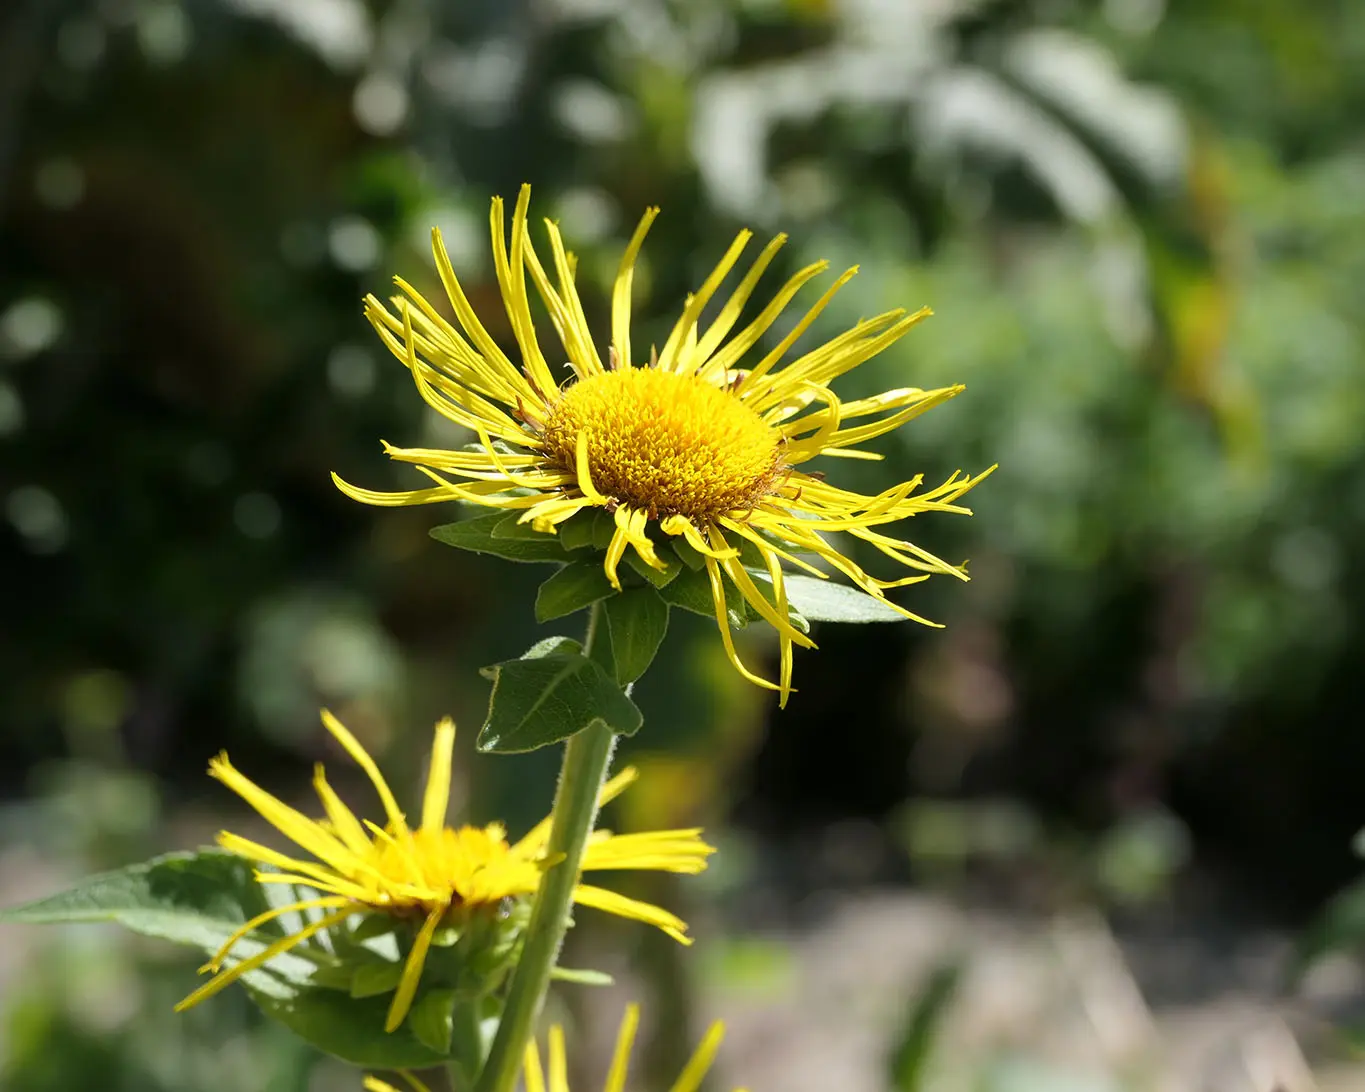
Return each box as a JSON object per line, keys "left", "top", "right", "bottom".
{"left": 473, "top": 602, "right": 617, "bottom": 1092}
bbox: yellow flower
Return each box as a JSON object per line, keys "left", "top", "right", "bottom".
{"left": 175, "top": 711, "right": 714, "bottom": 1032}
{"left": 363, "top": 1003, "right": 746, "bottom": 1092}
{"left": 335, "top": 185, "right": 992, "bottom": 704}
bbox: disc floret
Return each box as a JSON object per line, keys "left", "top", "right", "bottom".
{"left": 541, "top": 367, "right": 783, "bottom": 521}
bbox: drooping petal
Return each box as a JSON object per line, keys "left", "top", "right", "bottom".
{"left": 385, "top": 905, "right": 445, "bottom": 1032}
{"left": 175, "top": 908, "right": 352, "bottom": 1013}
{"left": 570, "top": 883, "right": 693, "bottom": 944}
{"left": 320, "top": 710, "right": 410, "bottom": 838}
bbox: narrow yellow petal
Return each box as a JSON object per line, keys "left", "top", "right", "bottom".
{"left": 657, "top": 229, "right": 753, "bottom": 373}
{"left": 312, "top": 766, "right": 374, "bottom": 858}
{"left": 201, "top": 895, "right": 349, "bottom": 973}
{"left": 548, "top": 1025, "right": 569, "bottom": 1092}
{"left": 604, "top": 509, "right": 633, "bottom": 590}
{"left": 690, "top": 232, "right": 788, "bottom": 371}
{"left": 385, "top": 905, "right": 445, "bottom": 1033}
{"left": 362, "top": 1071, "right": 432, "bottom": 1092}
{"left": 571, "top": 883, "right": 693, "bottom": 944}
{"left": 208, "top": 755, "right": 359, "bottom": 874}
{"left": 523, "top": 1038, "right": 547, "bottom": 1092}
{"left": 599, "top": 766, "right": 639, "bottom": 807}
{"left": 428, "top": 226, "right": 538, "bottom": 406}
{"left": 668, "top": 1021, "right": 726, "bottom": 1092}
{"left": 733, "top": 265, "right": 859, "bottom": 397}
{"left": 421, "top": 718, "right": 456, "bottom": 832}
{"left": 329, "top": 473, "right": 460, "bottom": 508}
{"left": 174, "top": 908, "right": 351, "bottom": 1013}
{"left": 540, "top": 217, "right": 604, "bottom": 376}
{"left": 604, "top": 1004, "right": 641, "bottom": 1092}
{"left": 575, "top": 429, "right": 605, "bottom": 504}
{"left": 581, "top": 829, "right": 715, "bottom": 874}
{"left": 320, "top": 710, "right": 409, "bottom": 838}
{"left": 612, "top": 207, "right": 660, "bottom": 369}
{"left": 703, "top": 556, "right": 781, "bottom": 695}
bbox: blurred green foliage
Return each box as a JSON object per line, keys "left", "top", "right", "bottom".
{"left": 3, "top": 0, "right": 1365, "bottom": 1088}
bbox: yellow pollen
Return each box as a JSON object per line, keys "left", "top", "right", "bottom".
{"left": 541, "top": 368, "right": 783, "bottom": 519}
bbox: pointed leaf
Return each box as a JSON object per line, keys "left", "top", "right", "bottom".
{"left": 658, "top": 565, "right": 747, "bottom": 628}
{"left": 752, "top": 570, "right": 909, "bottom": 623}
{"left": 603, "top": 587, "right": 670, "bottom": 685}
{"left": 251, "top": 981, "right": 446, "bottom": 1069}
{"left": 409, "top": 988, "right": 457, "bottom": 1055}
{"left": 535, "top": 561, "right": 616, "bottom": 622}
{"left": 557, "top": 511, "right": 599, "bottom": 552}
{"left": 477, "top": 640, "right": 642, "bottom": 752}
{"left": 590, "top": 510, "right": 617, "bottom": 549}
{"left": 0, "top": 850, "right": 272, "bottom": 949}
{"left": 0, "top": 851, "right": 448, "bottom": 1068}
{"left": 430, "top": 511, "right": 571, "bottom": 563}
{"left": 350, "top": 959, "right": 404, "bottom": 999}
{"left": 624, "top": 549, "right": 681, "bottom": 588}
{"left": 670, "top": 537, "right": 706, "bottom": 571}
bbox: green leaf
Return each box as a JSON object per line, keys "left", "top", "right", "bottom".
{"left": 535, "top": 561, "right": 616, "bottom": 622}
{"left": 557, "top": 511, "right": 599, "bottom": 552}
{"left": 409, "top": 988, "right": 457, "bottom": 1055}
{"left": 0, "top": 851, "right": 447, "bottom": 1069}
{"left": 603, "top": 587, "right": 670, "bottom": 685}
{"left": 590, "top": 510, "right": 617, "bottom": 549}
{"left": 251, "top": 982, "right": 446, "bottom": 1069}
{"left": 658, "top": 566, "right": 747, "bottom": 628}
{"left": 477, "top": 639, "right": 643, "bottom": 752}
{"left": 753, "top": 570, "right": 910, "bottom": 623}
{"left": 671, "top": 537, "right": 706, "bottom": 571}
{"left": 350, "top": 959, "right": 403, "bottom": 999}
{"left": 350, "top": 914, "right": 399, "bottom": 942}
{"left": 0, "top": 849, "right": 272, "bottom": 950}
{"left": 429, "top": 511, "right": 570, "bottom": 563}
{"left": 549, "top": 966, "right": 615, "bottom": 987}
{"left": 624, "top": 549, "right": 681, "bottom": 588}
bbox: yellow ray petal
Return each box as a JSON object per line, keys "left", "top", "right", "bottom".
{"left": 208, "top": 755, "right": 359, "bottom": 874}
{"left": 605, "top": 1003, "right": 641, "bottom": 1092}
{"left": 523, "top": 1037, "right": 547, "bottom": 1092}
{"left": 320, "top": 710, "right": 409, "bottom": 838}
{"left": 571, "top": 882, "right": 693, "bottom": 944}
{"left": 421, "top": 718, "right": 456, "bottom": 832}
{"left": 612, "top": 207, "right": 660, "bottom": 369}
{"left": 548, "top": 1024, "right": 569, "bottom": 1092}
{"left": 581, "top": 829, "right": 715, "bottom": 873}
{"left": 312, "top": 766, "right": 374, "bottom": 858}
{"left": 175, "top": 908, "right": 352, "bottom": 1013}
{"left": 200, "top": 895, "right": 350, "bottom": 973}
{"left": 385, "top": 905, "right": 445, "bottom": 1033}
{"left": 668, "top": 1021, "right": 726, "bottom": 1092}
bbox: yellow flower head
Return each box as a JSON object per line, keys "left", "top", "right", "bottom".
{"left": 364, "top": 1002, "right": 747, "bottom": 1092}
{"left": 175, "top": 711, "right": 714, "bottom": 1033}
{"left": 335, "top": 185, "right": 993, "bottom": 704}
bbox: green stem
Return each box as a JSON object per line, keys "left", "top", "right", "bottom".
{"left": 474, "top": 601, "right": 617, "bottom": 1092}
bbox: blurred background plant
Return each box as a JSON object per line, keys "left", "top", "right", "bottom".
{"left": 3, "top": 0, "right": 1365, "bottom": 1089}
